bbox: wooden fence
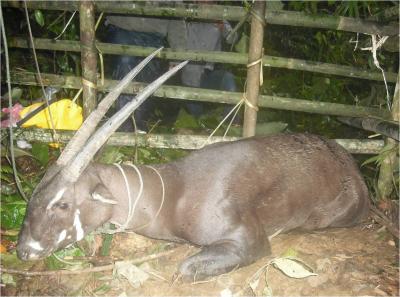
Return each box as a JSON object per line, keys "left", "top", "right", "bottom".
{"left": 1, "top": 1, "right": 399, "bottom": 198}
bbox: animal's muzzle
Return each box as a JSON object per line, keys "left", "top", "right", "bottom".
{"left": 16, "top": 245, "right": 39, "bottom": 261}
{"left": 16, "top": 238, "right": 49, "bottom": 261}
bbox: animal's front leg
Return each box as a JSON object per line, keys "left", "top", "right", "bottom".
{"left": 178, "top": 239, "right": 270, "bottom": 281}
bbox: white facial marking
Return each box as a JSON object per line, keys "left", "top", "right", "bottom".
{"left": 57, "top": 229, "right": 67, "bottom": 244}
{"left": 92, "top": 192, "right": 118, "bottom": 205}
{"left": 73, "top": 209, "right": 84, "bottom": 241}
{"left": 27, "top": 240, "right": 44, "bottom": 251}
{"left": 67, "top": 235, "right": 72, "bottom": 240}
{"left": 46, "top": 187, "right": 67, "bottom": 210}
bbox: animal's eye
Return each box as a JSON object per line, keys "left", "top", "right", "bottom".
{"left": 55, "top": 202, "right": 70, "bottom": 210}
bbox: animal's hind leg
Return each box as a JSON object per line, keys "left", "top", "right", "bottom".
{"left": 178, "top": 227, "right": 270, "bottom": 281}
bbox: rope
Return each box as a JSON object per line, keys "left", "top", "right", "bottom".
{"left": 96, "top": 45, "right": 105, "bottom": 86}
{"left": 72, "top": 88, "right": 83, "bottom": 104}
{"left": 53, "top": 11, "right": 77, "bottom": 40}
{"left": 202, "top": 92, "right": 258, "bottom": 147}
{"left": 133, "top": 165, "right": 165, "bottom": 231}
{"left": 202, "top": 80, "right": 260, "bottom": 147}
{"left": 249, "top": 8, "right": 266, "bottom": 27}
{"left": 246, "top": 53, "right": 264, "bottom": 87}
{"left": 125, "top": 163, "right": 144, "bottom": 229}
{"left": 81, "top": 78, "right": 97, "bottom": 89}
{"left": 105, "top": 164, "right": 165, "bottom": 234}
{"left": 360, "top": 34, "right": 391, "bottom": 110}
{"left": 95, "top": 13, "right": 105, "bottom": 86}
{"left": 110, "top": 163, "right": 143, "bottom": 233}
{"left": 242, "top": 93, "right": 259, "bottom": 111}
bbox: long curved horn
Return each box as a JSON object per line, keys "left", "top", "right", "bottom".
{"left": 57, "top": 47, "right": 164, "bottom": 167}
{"left": 62, "top": 60, "right": 188, "bottom": 181}
{"left": 33, "top": 48, "right": 164, "bottom": 192}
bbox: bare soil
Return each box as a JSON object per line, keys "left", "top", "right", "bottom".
{"left": 3, "top": 223, "right": 399, "bottom": 296}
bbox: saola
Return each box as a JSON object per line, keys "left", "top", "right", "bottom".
{"left": 17, "top": 49, "right": 370, "bottom": 281}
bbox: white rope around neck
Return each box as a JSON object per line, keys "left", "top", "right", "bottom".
{"left": 134, "top": 165, "right": 165, "bottom": 231}
{"left": 112, "top": 163, "right": 143, "bottom": 233}
{"left": 108, "top": 163, "right": 165, "bottom": 234}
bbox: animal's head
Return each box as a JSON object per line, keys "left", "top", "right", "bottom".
{"left": 17, "top": 169, "right": 117, "bottom": 260}
{"left": 17, "top": 50, "right": 187, "bottom": 260}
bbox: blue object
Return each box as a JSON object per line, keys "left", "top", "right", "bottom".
{"left": 104, "top": 25, "right": 239, "bottom": 131}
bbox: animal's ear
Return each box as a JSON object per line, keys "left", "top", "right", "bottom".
{"left": 91, "top": 184, "right": 118, "bottom": 205}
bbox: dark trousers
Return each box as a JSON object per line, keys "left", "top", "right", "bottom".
{"left": 104, "top": 25, "right": 167, "bottom": 131}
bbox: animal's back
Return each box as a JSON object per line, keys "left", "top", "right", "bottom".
{"left": 173, "top": 133, "right": 369, "bottom": 239}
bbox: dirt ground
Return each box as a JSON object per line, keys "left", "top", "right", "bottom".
{"left": 2, "top": 222, "right": 399, "bottom": 296}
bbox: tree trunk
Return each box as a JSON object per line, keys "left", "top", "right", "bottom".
{"left": 79, "top": 1, "right": 97, "bottom": 118}
{"left": 377, "top": 72, "right": 399, "bottom": 200}
{"left": 243, "top": 1, "right": 266, "bottom": 137}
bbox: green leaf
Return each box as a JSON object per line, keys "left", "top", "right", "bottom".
{"left": 1, "top": 145, "right": 34, "bottom": 159}
{"left": 281, "top": 247, "right": 298, "bottom": 258}
{"left": 94, "top": 284, "right": 112, "bottom": 294}
{"left": 45, "top": 254, "right": 66, "bottom": 270}
{"left": 361, "top": 154, "right": 382, "bottom": 167}
{"left": 34, "top": 10, "right": 45, "bottom": 27}
{"left": 362, "top": 143, "right": 397, "bottom": 167}
{"left": 0, "top": 202, "right": 26, "bottom": 229}
{"left": 100, "top": 233, "right": 114, "bottom": 257}
{"left": 98, "top": 146, "right": 124, "bottom": 164}
{"left": 45, "top": 246, "right": 85, "bottom": 270}
{"left": 31, "top": 143, "right": 49, "bottom": 166}
{"left": 1, "top": 273, "right": 16, "bottom": 287}
{"left": 1, "top": 164, "right": 13, "bottom": 174}
{"left": 137, "top": 147, "right": 151, "bottom": 161}
{"left": 234, "top": 33, "right": 249, "bottom": 53}
{"left": 2, "top": 88, "right": 23, "bottom": 101}
{"left": 174, "top": 108, "right": 200, "bottom": 129}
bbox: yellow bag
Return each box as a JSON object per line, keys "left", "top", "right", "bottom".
{"left": 19, "top": 99, "right": 83, "bottom": 130}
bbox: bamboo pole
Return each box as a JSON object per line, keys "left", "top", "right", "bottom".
{"left": 337, "top": 117, "right": 399, "bottom": 141}
{"left": 4, "top": 1, "right": 398, "bottom": 36}
{"left": 1, "top": 128, "right": 385, "bottom": 154}
{"left": 9, "top": 37, "right": 397, "bottom": 83}
{"left": 377, "top": 72, "right": 399, "bottom": 200}
{"left": 243, "top": 1, "right": 266, "bottom": 137}
{"left": 368, "top": 5, "right": 399, "bottom": 22}
{"left": 10, "top": 71, "right": 391, "bottom": 119}
{"left": 79, "top": 1, "right": 97, "bottom": 118}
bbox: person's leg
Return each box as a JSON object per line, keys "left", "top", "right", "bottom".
{"left": 200, "top": 69, "right": 240, "bottom": 123}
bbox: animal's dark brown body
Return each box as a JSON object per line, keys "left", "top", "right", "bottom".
{"left": 91, "top": 133, "right": 369, "bottom": 279}
{"left": 17, "top": 133, "right": 369, "bottom": 280}
{"left": 16, "top": 57, "right": 370, "bottom": 280}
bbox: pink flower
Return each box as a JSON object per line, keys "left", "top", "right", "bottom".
{"left": 1, "top": 103, "right": 23, "bottom": 128}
